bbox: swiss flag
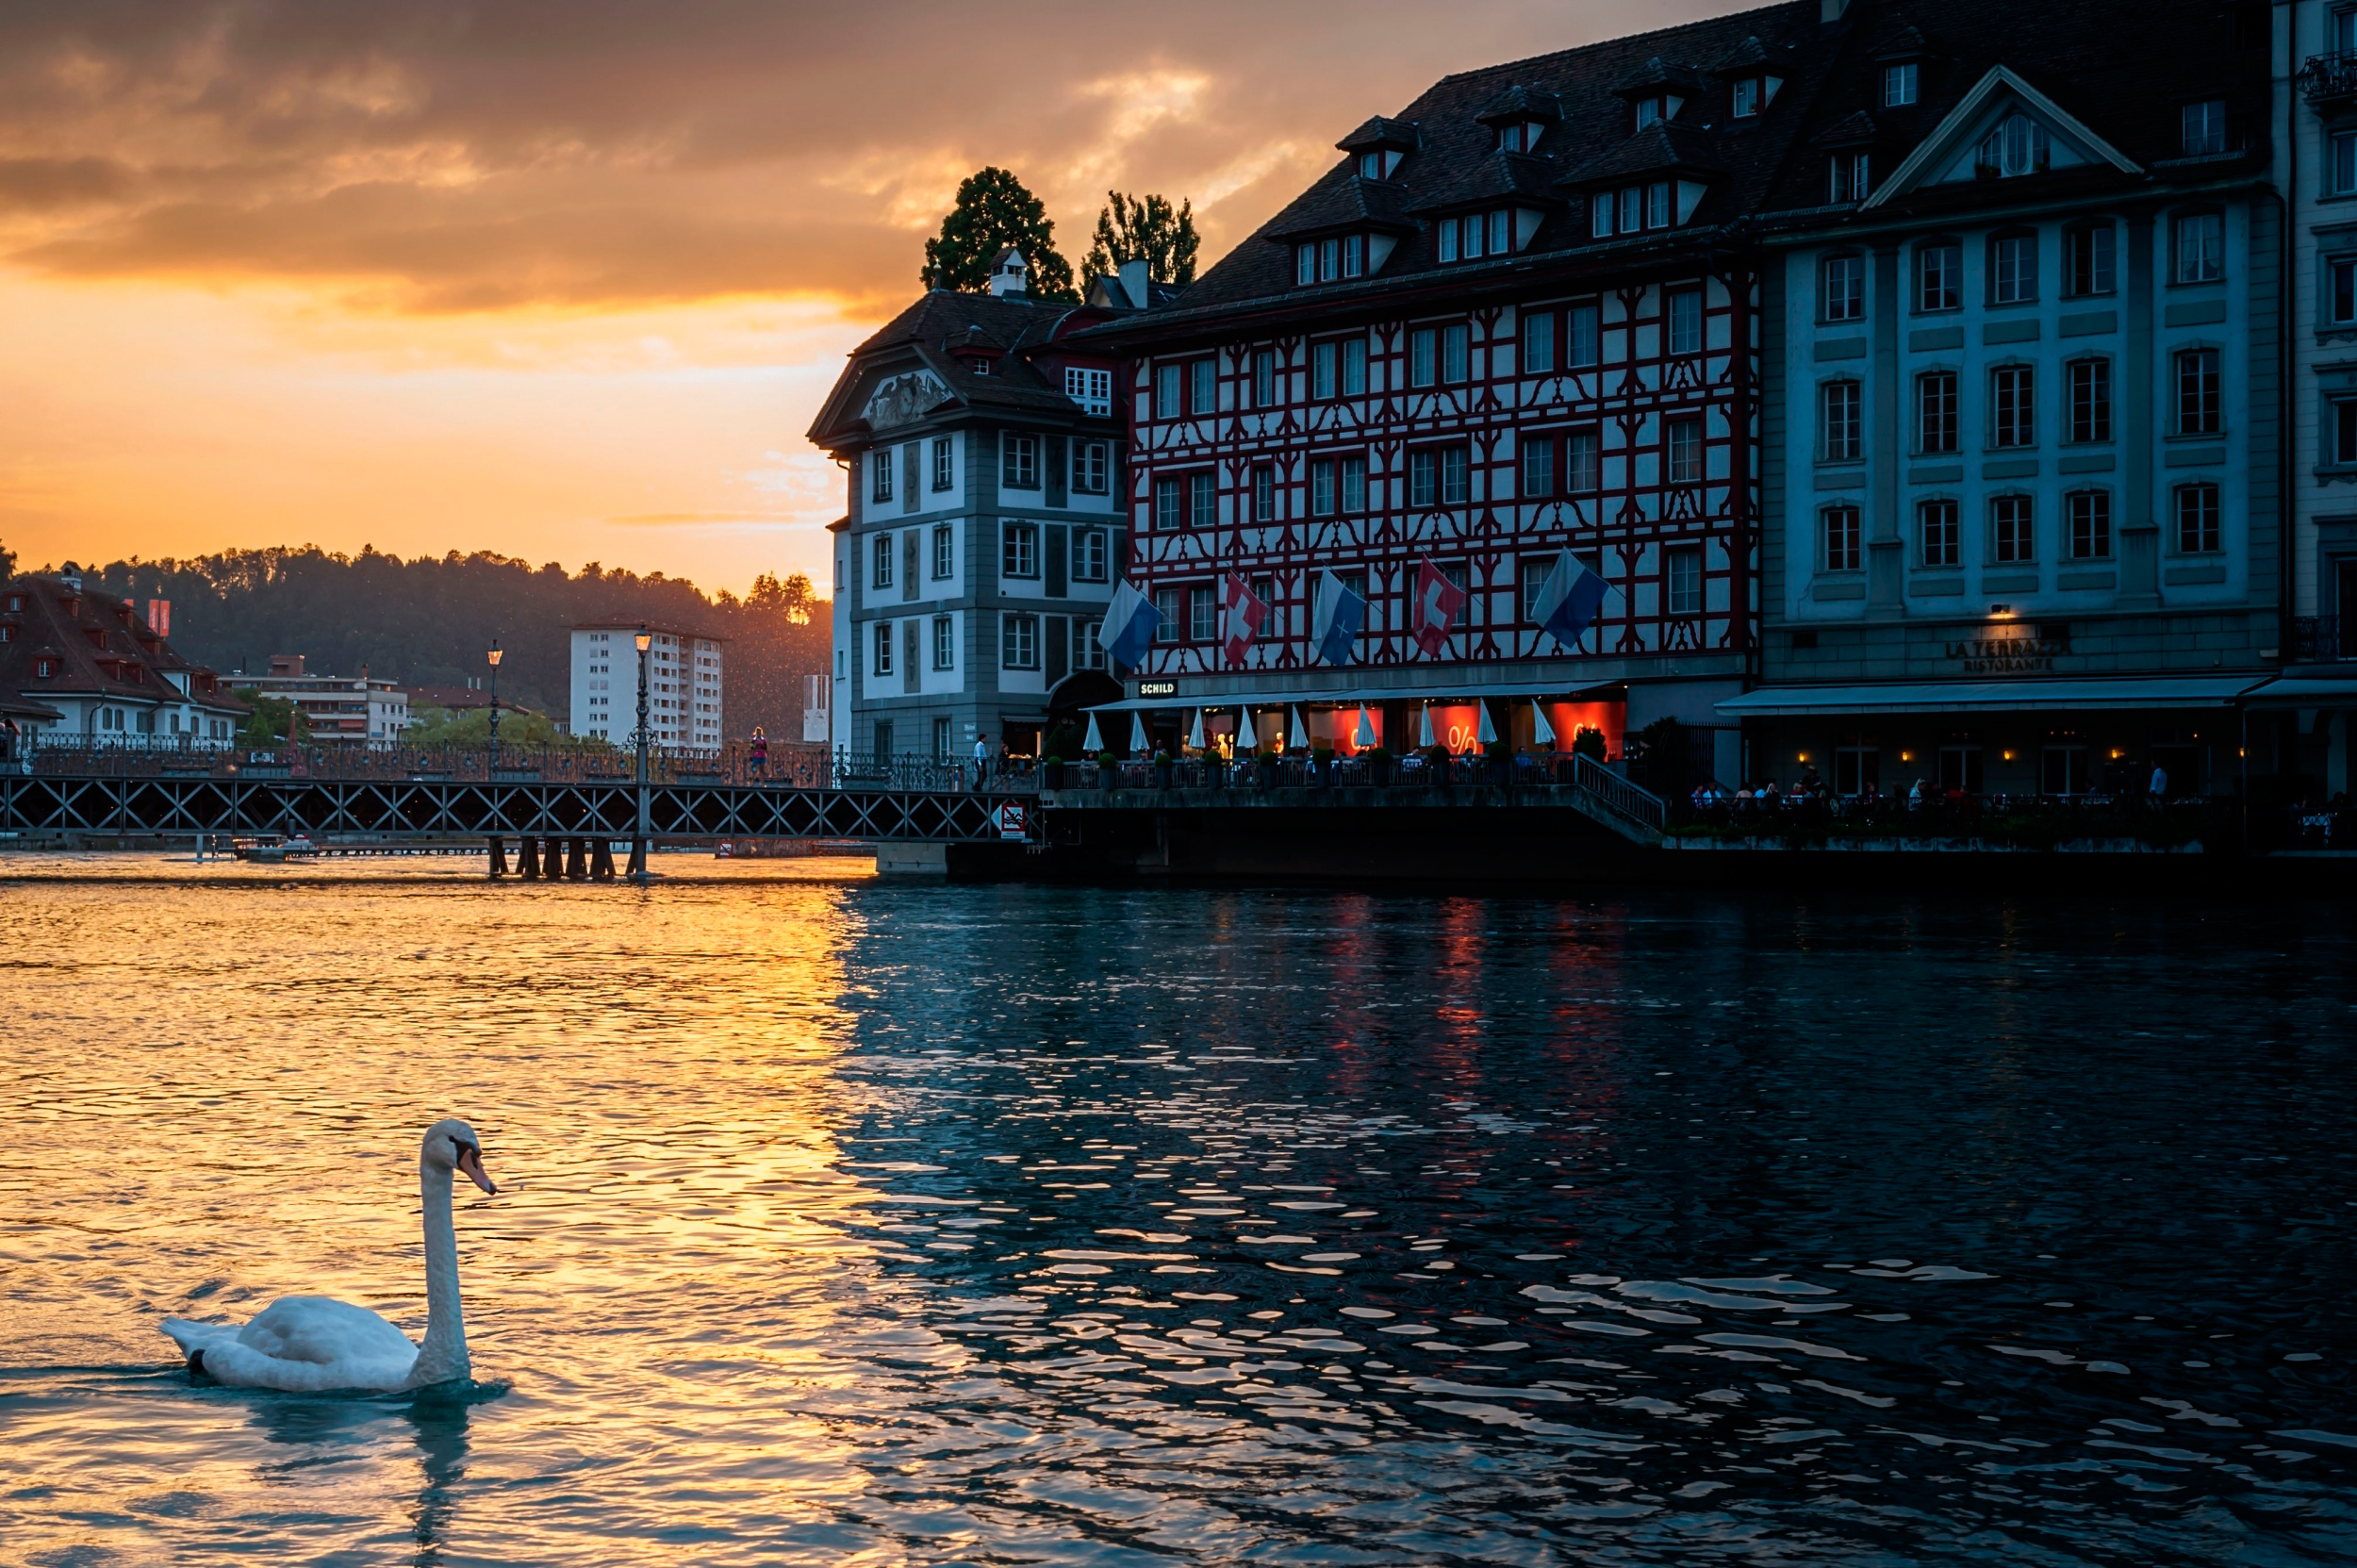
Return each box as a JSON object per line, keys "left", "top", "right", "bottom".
{"left": 1221, "top": 572, "right": 1270, "bottom": 666}
{"left": 1409, "top": 557, "right": 1467, "bottom": 656}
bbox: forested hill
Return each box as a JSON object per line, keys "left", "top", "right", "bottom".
{"left": 78, "top": 547, "right": 829, "bottom": 739}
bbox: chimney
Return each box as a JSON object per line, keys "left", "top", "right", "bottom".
{"left": 1821, "top": 0, "right": 1851, "bottom": 19}
{"left": 1118, "top": 256, "right": 1151, "bottom": 310}
{"left": 987, "top": 247, "right": 1029, "bottom": 297}
{"left": 146, "top": 599, "right": 171, "bottom": 637}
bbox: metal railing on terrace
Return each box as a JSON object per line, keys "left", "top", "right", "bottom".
{"left": 2288, "top": 617, "right": 2354, "bottom": 663}
{"left": 1035, "top": 750, "right": 1667, "bottom": 828}
{"left": 2299, "top": 51, "right": 2357, "bottom": 105}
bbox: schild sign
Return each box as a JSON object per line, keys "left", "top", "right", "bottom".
{"left": 1136, "top": 679, "right": 1178, "bottom": 699}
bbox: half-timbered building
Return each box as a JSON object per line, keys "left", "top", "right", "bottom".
{"left": 1077, "top": 1, "right": 1857, "bottom": 779}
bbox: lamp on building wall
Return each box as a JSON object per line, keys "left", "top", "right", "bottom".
{"left": 630, "top": 626, "right": 653, "bottom": 883}
{"left": 486, "top": 641, "right": 503, "bottom": 774}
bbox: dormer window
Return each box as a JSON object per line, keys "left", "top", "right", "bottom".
{"left": 1438, "top": 210, "right": 1524, "bottom": 263}
{"left": 1731, "top": 77, "right": 1761, "bottom": 119}
{"left": 1592, "top": 181, "right": 1682, "bottom": 238}
{"left": 1359, "top": 151, "right": 1383, "bottom": 179}
{"left": 1294, "top": 233, "right": 1367, "bottom": 286}
{"left": 1829, "top": 152, "right": 1871, "bottom": 204}
{"left": 1634, "top": 95, "right": 1667, "bottom": 130}
{"left": 2182, "top": 98, "right": 2227, "bottom": 156}
{"left": 1883, "top": 62, "right": 1919, "bottom": 107}
{"left": 1497, "top": 121, "right": 1543, "bottom": 154}
{"left": 968, "top": 357, "right": 991, "bottom": 376}
{"left": 1979, "top": 114, "right": 2050, "bottom": 178}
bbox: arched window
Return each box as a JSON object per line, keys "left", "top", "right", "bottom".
{"left": 1980, "top": 114, "right": 2050, "bottom": 178}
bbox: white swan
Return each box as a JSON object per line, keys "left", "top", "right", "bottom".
{"left": 161, "top": 1119, "right": 498, "bottom": 1392}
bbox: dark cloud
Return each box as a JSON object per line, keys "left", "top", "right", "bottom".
{"left": 0, "top": 0, "right": 1722, "bottom": 311}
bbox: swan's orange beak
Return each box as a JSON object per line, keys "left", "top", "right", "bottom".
{"left": 457, "top": 1146, "right": 497, "bottom": 1196}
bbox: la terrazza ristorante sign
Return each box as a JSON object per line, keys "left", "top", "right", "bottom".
{"left": 1946, "top": 624, "right": 2068, "bottom": 675}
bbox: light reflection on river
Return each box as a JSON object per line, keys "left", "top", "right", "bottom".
{"left": 0, "top": 855, "right": 2351, "bottom": 1566}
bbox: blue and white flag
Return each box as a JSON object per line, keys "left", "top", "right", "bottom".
{"left": 1530, "top": 549, "right": 1611, "bottom": 651}
{"left": 1310, "top": 569, "right": 1366, "bottom": 667}
{"left": 1096, "top": 580, "right": 1162, "bottom": 670}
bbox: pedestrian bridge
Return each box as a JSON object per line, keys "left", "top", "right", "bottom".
{"left": 0, "top": 771, "right": 1019, "bottom": 844}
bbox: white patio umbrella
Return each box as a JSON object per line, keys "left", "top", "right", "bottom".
{"left": 1530, "top": 701, "right": 1557, "bottom": 750}
{"left": 1353, "top": 706, "right": 1376, "bottom": 748}
{"left": 1082, "top": 712, "right": 1104, "bottom": 752}
{"left": 1418, "top": 703, "right": 1435, "bottom": 749}
{"left": 1288, "top": 706, "right": 1310, "bottom": 753}
{"left": 1476, "top": 701, "right": 1498, "bottom": 746}
{"left": 1129, "top": 712, "right": 1148, "bottom": 754}
{"left": 1187, "top": 709, "right": 1205, "bottom": 751}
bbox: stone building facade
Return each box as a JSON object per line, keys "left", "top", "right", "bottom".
{"left": 1735, "top": 0, "right": 2281, "bottom": 800}
{"left": 811, "top": 256, "right": 1131, "bottom": 760}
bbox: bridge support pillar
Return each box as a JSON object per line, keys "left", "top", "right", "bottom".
{"left": 518, "top": 836, "right": 541, "bottom": 879}
{"left": 487, "top": 835, "right": 508, "bottom": 879}
{"left": 626, "top": 837, "right": 648, "bottom": 883}
{"left": 875, "top": 841, "right": 948, "bottom": 877}
{"left": 566, "top": 837, "right": 588, "bottom": 880}
{"left": 590, "top": 839, "right": 616, "bottom": 882}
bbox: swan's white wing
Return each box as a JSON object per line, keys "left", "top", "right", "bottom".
{"left": 162, "top": 1296, "right": 419, "bottom": 1392}
{"left": 160, "top": 1317, "right": 241, "bottom": 1356}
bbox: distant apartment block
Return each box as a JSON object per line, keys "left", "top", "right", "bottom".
{"left": 232, "top": 653, "right": 410, "bottom": 742}
{"left": 570, "top": 624, "right": 724, "bottom": 750}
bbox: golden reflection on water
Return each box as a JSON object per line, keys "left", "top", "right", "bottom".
{"left": 0, "top": 857, "right": 926, "bottom": 1561}
{"left": 0, "top": 856, "right": 2349, "bottom": 1566}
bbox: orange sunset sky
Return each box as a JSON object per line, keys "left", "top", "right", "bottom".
{"left": 0, "top": 0, "right": 1738, "bottom": 598}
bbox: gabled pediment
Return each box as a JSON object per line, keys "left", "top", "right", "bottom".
{"left": 1863, "top": 65, "right": 2138, "bottom": 210}
{"left": 862, "top": 367, "right": 953, "bottom": 433}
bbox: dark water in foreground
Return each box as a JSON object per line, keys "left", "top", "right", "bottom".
{"left": 0, "top": 856, "right": 2351, "bottom": 1566}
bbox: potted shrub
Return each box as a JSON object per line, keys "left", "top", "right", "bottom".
{"left": 1311, "top": 743, "right": 1335, "bottom": 787}
{"left": 1042, "top": 754, "right": 1065, "bottom": 790}
{"left": 1426, "top": 744, "right": 1454, "bottom": 788}
{"left": 1155, "top": 750, "right": 1176, "bottom": 790}
{"left": 1485, "top": 736, "right": 1513, "bottom": 786}
{"left": 1257, "top": 749, "right": 1279, "bottom": 790}
{"left": 1365, "top": 745, "right": 1393, "bottom": 787}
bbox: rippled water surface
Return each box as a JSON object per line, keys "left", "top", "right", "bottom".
{"left": 1, "top": 855, "right": 2353, "bottom": 1566}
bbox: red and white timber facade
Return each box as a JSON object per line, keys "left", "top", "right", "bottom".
{"left": 1102, "top": 274, "right": 1759, "bottom": 764}
{"left": 1076, "top": 2, "right": 1842, "bottom": 778}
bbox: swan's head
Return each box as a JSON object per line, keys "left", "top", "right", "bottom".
{"left": 422, "top": 1118, "right": 497, "bottom": 1196}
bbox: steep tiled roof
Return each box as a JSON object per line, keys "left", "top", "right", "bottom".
{"left": 1337, "top": 116, "right": 1423, "bottom": 153}
{"left": 1563, "top": 121, "right": 1732, "bottom": 188}
{"left": 1082, "top": 0, "right": 1838, "bottom": 327}
{"left": 1265, "top": 175, "right": 1420, "bottom": 238}
{"left": 0, "top": 574, "right": 242, "bottom": 713}
{"left": 1411, "top": 149, "right": 1562, "bottom": 213}
{"left": 1475, "top": 84, "right": 1565, "bottom": 126}
{"left": 813, "top": 289, "right": 1121, "bottom": 447}
{"left": 1760, "top": 0, "right": 2268, "bottom": 215}
{"left": 1073, "top": 0, "right": 2265, "bottom": 343}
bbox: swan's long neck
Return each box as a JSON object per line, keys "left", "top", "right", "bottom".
{"left": 407, "top": 1163, "right": 470, "bottom": 1387}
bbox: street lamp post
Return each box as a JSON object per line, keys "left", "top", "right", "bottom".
{"left": 628, "top": 625, "right": 652, "bottom": 883}
{"left": 486, "top": 641, "right": 503, "bottom": 777}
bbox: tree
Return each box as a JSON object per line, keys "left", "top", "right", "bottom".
{"left": 1082, "top": 191, "right": 1201, "bottom": 288}
{"left": 921, "top": 168, "right": 1078, "bottom": 301}
{"left": 234, "top": 692, "right": 306, "bottom": 747}
{"left": 0, "top": 538, "right": 15, "bottom": 579}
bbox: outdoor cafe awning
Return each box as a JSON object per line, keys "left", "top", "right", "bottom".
{"left": 1085, "top": 680, "right": 1626, "bottom": 713}
{"left": 1714, "top": 675, "right": 2268, "bottom": 718}
{"left": 2236, "top": 674, "right": 2357, "bottom": 709}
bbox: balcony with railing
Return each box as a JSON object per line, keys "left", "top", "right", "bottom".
{"left": 2288, "top": 617, "right": 2354, "bottom": 664}
{"left": 2299, "top": 51, "right": 2357, "bottom": 107}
